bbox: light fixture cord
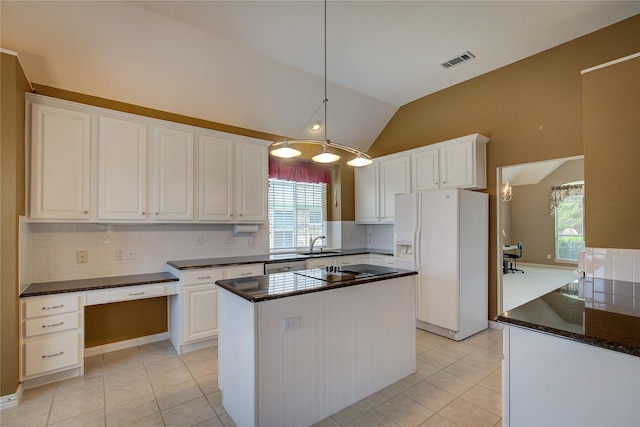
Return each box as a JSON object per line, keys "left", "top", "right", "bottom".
{"left": 323, "top": 0, "right": 328, "bottom": 144}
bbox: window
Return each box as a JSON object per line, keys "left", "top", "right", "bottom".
{"left": 268, "top": 178, "right": 326, "bottom": 250}
{"left": 554, "top": 182, "right": 584, "bottom": 262}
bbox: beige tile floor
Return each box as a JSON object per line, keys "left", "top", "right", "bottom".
{"left": 0, "top": 328, "right": 503, "bottom": 427}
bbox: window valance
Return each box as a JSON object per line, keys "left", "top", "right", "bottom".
{"left": 550, "top": 184, "right": 584, "bottom": 215}
{"left": 268, "top": 156, "right": 331, "bottom": 184}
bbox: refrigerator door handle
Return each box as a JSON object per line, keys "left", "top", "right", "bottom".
{"left": 414, "top": 228, "right": 421, "bottom": 271}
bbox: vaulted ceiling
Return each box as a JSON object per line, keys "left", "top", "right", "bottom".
{"left": 2, "top": 1, "right": 638, "bottom": 152}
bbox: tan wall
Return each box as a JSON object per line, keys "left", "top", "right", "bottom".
{"left": 1, "top": 52, "right": 30, "bottom": 396}
{"left": 510, "top": 159, "right": 584, "bottom": 266}
{"left": 369, "top": 14, "right": 640, "bottom": 318}
{"left": 583, "top": 54, "right": 640, "bottom": 248}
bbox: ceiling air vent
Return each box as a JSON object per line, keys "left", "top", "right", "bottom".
{"left": 440, "top": 51, "right": 475, "bottom": 69}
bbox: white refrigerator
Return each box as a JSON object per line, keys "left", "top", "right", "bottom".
{"left": 394, "top": 189, "right": 488, "bottom": 341}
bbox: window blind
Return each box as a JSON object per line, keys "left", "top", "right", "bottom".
{"left": 268, "top": 178, "right": 327, "bottom": 250}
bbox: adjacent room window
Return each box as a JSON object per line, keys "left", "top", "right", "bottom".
{"left": 268, "top": 157, "right": 329, "bottom": 251}
{"left": 551, "top": 181, "right": 585, "bottom": 262}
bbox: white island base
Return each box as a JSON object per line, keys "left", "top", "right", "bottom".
{"left": 218, "top": 275, "right": 417, "bottom": 427}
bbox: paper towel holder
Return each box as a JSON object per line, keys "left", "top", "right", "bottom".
{"left": 234, "top": 224, "right": 259, "bottom": 234}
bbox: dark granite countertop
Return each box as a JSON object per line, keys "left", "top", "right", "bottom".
{"left": 166, "top": 248, "right": 394, "bottom": 270}
{"left": 215, "top": 264, "right": 417, "bottom": 302}
{"left": 496, "top": 277, "right": 640, "bottom": 357}
{"left": 20, "top": 272, "right": 179, "bottom": 298}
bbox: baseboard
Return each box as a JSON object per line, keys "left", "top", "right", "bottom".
{"left": 488, "top": 320, "right": 504, "bottom": 330}
{"left": 0, "top": 385, "right": 22, "bottom": 411}
{"left": 84, "top": 332, "right": 169, "bottom": 357}
{"left": 179, "top": 338, "right": 218, "bottom": 354}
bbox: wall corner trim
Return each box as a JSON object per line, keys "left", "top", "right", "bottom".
{"left": 581, "top": 52, "right": 640, "bottom": 75}
{"left": 0, "top": 48, "right": 34, "bottom": 92}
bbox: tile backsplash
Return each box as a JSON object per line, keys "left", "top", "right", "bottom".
{"left": 20, "top": 219, "right": 391, "bottom": 290}
{"left": 582, "top": 247, "right": 640, "bottom": 282}
{"left": 21, "top": 221, "right": 269, "bottom": 287}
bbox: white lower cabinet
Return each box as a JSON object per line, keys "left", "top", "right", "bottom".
{"left": 167, "top": 263, "right": 264, "bottom": 354}
{"left": 184, "top": 283, "right": 219, "bottom": 343}
{"left": 306, "top": 255, "right": 356, "bottom": 269}
{"left": 20, "top": 294, "right": 84, "bottom": 386}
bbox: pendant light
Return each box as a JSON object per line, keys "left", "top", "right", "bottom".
{"left": 270, "top": 0, "right": 372, "bottom": 167}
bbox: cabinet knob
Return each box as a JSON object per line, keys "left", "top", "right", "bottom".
{"left": 141, "top": 212, "right": 146, "bottom": 215}
{"left": 83, "top": 210, "right": 88, "bottom": 214}
{"left": 155, "top": 212, "right": 159, "bottom": 216}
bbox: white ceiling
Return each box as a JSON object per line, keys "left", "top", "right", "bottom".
{"left": 2, "top": 1, "right": 638, "bottom": 152}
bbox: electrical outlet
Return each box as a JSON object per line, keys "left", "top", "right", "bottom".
{"left": 547, "top": 254, "right": 552, "bottom": 259}
{"left": 225, "top": 233, "right": 234, "bottom": 244}
{"left": 248, "top": 233, "right": 256, "bottom": 246}
{"left": 282, "top": 316, "right": 301, "bottom": 332}
{"left": 195, "top": 234, "right": 203, "bottom": 245}
{"left": 77, "top": 250, "right": 88, "bottom": 263}
{"left": 116, "top": 249, "right": 124, "bottom": 260}
{"left": 126, "top": 248, "right": 136, "bottom": 260}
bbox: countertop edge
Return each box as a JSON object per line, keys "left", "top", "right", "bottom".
{"left": 21, "top": 272, "right": 179, "bottom": 298}
{"left": 216, "top": 270, "right": 418, "bottom": 303}
{"left": 167, "top": 248, "right": 394, "bottom": 270}
{"left": 496, "top": 315, "right": 640, "bottom": 358}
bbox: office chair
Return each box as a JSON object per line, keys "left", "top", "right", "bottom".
{"left": 505, "top": 242, "right": 524, "bottom": 273}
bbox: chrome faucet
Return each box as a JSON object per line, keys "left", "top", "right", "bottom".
{"left": 309, "top": 235, "right": 326, "bottom": 253}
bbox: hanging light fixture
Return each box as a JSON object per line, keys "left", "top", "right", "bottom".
{"left": 502, "top": 181, "right": 513, "bottom": 202}
{"left": 270, "top": 136, "right": 301, "bottom": 159}
{"left": 270, "top": 0, "right": 372, "bottom": 167}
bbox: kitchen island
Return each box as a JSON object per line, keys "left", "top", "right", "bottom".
{"left": 496, "top": 277, "right": 640, "bottom": 426}
{"left": 215, "top": 264, "right": 418, "bottom": 427}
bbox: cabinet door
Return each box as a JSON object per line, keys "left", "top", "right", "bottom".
{"left": 306, "top": 257, "right": 335, "bottom": 269}
{"left": 439, "top": 141, "right": 474, "bottom": 189}
{"left": 199, "top": 135, "right": 234, "bottom": 221}
{"left": 236, "top": 142, "right": 268, "bottom": 222}
{"left": 412, "top": 148, "right": 440, "bottom": 191}
{"left": 183, "top": 284, "right": 218, "bottom": 342}
{"left": 153, "top": 126, "right": 195, "bottom": 221}
{"left": 354, "top": 163, "right": 380, "bottom": 223}
{"left": 98, "top": 116, "right": 148, "bottom": 220}
{"left": 380, "top": 156, "right": 410, "bottom": 222}
{"left": 334, "top": 255, "right": 356, "bottom": 267}
{"left": 30, "top": 103, "right": 91, "bottom": 220}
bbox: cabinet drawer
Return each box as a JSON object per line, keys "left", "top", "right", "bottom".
{"left": 24, "top": 333, "right": 80, "bottom": 377}
{"left": 104, "top": 284, "right": 168, "bottom": 303}
{"left": 24, "top": 312, "right": 80, "bottom": 338}
{"left": 226, "top": 264, "right": 263, "bottom": 279}
{"left": 24, "top": 294, "right": 81, "bottom": 319}
{"left": 183, "top": 269, "right": 224, "bottom": 286}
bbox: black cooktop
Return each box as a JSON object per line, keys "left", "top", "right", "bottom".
{"left": 294, "top": 264, "right": 399, "bottom": 283}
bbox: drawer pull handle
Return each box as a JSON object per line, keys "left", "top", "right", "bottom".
{"left": 42, "top": 351, "right": 64, "bottom": 359}
{"left": 197, "top": 276, "right": 212, "bottom": 280}
{"left": 42, "top": 304, "right": 64, "bottom": 311}
{"left": 240, "top": 272, "right": 252, "bottom": 276}
{"left": 128, "top": 292, "right": 145, "bottom": 296}
{"left": 42, "top": 322, "right": 64, "bottom": 329}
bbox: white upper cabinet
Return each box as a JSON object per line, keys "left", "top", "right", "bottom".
{"left": 439, "top": 139, "right": 477, "bottom": 188}
{"left": 411, "top": 147, "right": 440, "bottom": 191}
{"left": 29, "top": 102, "right": 91, "bottom": 220}
{"left": 380, "top": 155, "right": 411, "bottom": 222}
{"left": 153, "top": 126, "right": 195, "bottom": 221}
{"left": 98, "top": 116, "right": 148, "bottom": 220}
{"left": 235, "top": 141, "right": 268, "bottom": 223}
{"left": 26, "top": 94, "right": 275, "bottom": 224}
{"left": 355, "top": 155, "right": 410, "bottom": 224}
{"left": 198, "top": 134, "right": 234, "bottom": 221}
{"left": 354, "top": 162, "right": 380, "bottom": 223}
{"left": 411, "top": 134, "right": 489, "bottom": 191}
